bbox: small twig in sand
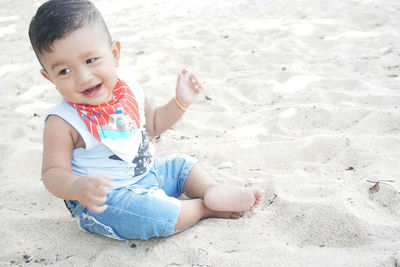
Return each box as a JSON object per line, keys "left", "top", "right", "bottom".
{"left": 15, "top": 255, "right": 31, "bottom": 264}
{"left": 367, "top": 180, "right": 397, "bottom": 200}
{"left": 368, "top": 181, "right": 380, "bottom": 194}
{"left": 268, "top": 193, "right": 278, "bottom": 205}
{"left": 367, "top": 180, "right": 396, "bottom": 192}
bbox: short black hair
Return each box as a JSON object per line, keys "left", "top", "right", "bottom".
{"left": 29, "top": 0, "right": 111, "bottom": 57}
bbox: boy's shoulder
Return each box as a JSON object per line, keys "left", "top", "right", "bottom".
{"left": 45, "top": 99, "right": 95, "bottom": 149}
{"left": 44, "top": 113, "right": 83, "bottom": 149}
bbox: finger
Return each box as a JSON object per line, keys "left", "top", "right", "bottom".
{"left": 197, "top": 83, "right": 204, "bottom": 91}
{"left": 94, "top": 175, "right": 115, "bottom": 188}
{"left": 102, "top": 182, "right": 115, "bottom": 191}
{"left": 96, "top": 174, "right": 114, "bottom": 182}
{"left": 95, "top": 186, "right": 111, "bottom": 197}
{"left": 95, "top": 183, "right": 114, "bottom": 195}
{"left": 191, "top": 78, "right": 200, "bottom": 88}
{"left": 88, "top": 195, "right": 108, "bottom": 206}
{"left": 183, "top": 70, "right": 197, "bottom": 81}
{"left": 189, "top": 75, "right": 203, "bottom": 92}
{"left": 91, "top": 204, "right": 109, "bottom": 214}
{"left": 194, "top": 82, "right": 203, "bottom": 91}
{"left": 189, "top": 73, "right": 197, "bottom": 84}
{"left": 193, "top": 86, "right": 202, "bottom": 94}
{"left": 254, "top": 198, "right": 262, "bottom": 207}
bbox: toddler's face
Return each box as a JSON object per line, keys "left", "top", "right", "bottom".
{"left": 39, "top": 24, "right": 120, "bottom": 106}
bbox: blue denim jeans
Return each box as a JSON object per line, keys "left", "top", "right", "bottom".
{"left": 65, "top": 154, "right": 197, "bottom": 241}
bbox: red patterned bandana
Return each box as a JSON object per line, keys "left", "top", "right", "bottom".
{"left": 68, "top": 79, "right": 142, "bottom": 162}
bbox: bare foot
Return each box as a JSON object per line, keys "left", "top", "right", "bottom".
{"left": 249, "top": 188, "right": 264, "bottom": 211}
{"left": 174, "top": 199, "right": 244, "bottom": 232}
{"left": 203, "top": 185, "right": 264, "bottom": 212}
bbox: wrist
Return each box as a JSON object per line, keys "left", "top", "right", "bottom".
{"left": 174, "top": 96, "right": 189, "bottom": 111}
{"left": 68, "top": 176, "right": 81, "bottom": 201}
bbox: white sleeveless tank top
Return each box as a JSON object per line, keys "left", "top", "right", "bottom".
{"left": 46, "top": 80, "right": 153, "bottom": 188}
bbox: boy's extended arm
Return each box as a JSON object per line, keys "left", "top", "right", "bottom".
{"left": 144, "top": 97, "right": 185, "bottom": 137}
{"left": 145, "top": 69, "right": 203, "bottom": 137}
{"left": 42, "top": 116, "right": 113, "bottom": 213}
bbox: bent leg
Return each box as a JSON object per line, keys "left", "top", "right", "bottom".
{"left": 174, "top": 199, "right": 244, "bottom": 233}
{"left": 183, "top": 164, "right": 265, "bottom": 213}
{"left": 182, "top": 163, "right": 218, "bottom": 199}
{"left": 204, "top": 185, "right": 265, "bottom": 212}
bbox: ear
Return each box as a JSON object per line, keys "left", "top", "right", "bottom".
{"left": 40, "top": 69, "right": 54, "bottom": 84}
{"left": 111, "top": 41, "right": 121, "bottom": 67}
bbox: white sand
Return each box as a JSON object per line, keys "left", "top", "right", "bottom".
{"left": 1, "top": 0, "right": 400, "bottom": 265}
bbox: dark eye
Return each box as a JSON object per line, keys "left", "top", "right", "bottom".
{"left": 86, "top": 58, "right": 97, "bottom": 64}
{"left": 60, "top": 68, "right": 71, "bottom": 75}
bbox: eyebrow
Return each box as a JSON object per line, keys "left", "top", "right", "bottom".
{"left": 50, "top": 62, "right": 63, "bottom": 71}
{"left": 50, "top": 50, "right": 99, "bottom": 71}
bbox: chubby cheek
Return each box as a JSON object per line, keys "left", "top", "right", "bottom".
{"left": 56, "top": 88, "right": 74, "bottom": 101}
{"left": 101, "top": 69, "right": 119, "bottom": 89}
{"left": 54, "top": 81, "right": 77, "bottom": 99}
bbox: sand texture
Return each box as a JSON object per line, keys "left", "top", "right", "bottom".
{"left": 1, "top": 0, "right": 400, "bottom": 266}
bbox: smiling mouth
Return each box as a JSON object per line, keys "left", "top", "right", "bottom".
{"left": 82, "top": 84, "right": 102, "bottom": 96}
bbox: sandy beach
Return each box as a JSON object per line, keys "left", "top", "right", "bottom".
{"left": 1, "top": 0, "right": 400, "bottom": 265}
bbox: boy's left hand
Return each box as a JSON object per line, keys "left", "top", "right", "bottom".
{"left": 175, "top": 69, "right": 203, "bottom": 108}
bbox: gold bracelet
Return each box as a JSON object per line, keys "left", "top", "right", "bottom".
{"left": 174, "top": 96, "right": 188, "bottom": 111}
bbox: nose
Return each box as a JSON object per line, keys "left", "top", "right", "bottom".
{"left": 76, "top": 66, "right": 93, "bottom": 85}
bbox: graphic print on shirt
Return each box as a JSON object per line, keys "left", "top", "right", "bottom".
{"left": 97, "top": 106, "right": 138, "bottom": 140}
{"left": 109, "top": 130, "right": 152, "bottom": 176}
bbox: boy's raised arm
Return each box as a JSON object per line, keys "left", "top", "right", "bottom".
{"left": 144, "top": 97, "right": 185, "bottom": 137}
{"left": 144, "top": 69, "right": 203, "bottom": 137}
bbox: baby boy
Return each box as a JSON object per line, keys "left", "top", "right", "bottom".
{"left": 29, "top": 0, "right": 264, "bottom": 241}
